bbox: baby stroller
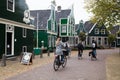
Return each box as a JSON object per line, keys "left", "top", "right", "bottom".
{"left": 89, "top": 51, "right": 97, "bottom": 61}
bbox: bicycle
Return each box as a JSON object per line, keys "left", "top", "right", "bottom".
{"left": 53, "top": 53, "right": 67, "bottom": 71}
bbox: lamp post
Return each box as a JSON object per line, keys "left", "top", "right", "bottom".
{"left": 33, "top": 12, "right": 41, "bottom": 55}
{"left": 40, "top": 40, "right": 44, "bottom": 58}
{"left": 41, "top": 40, "right": 44, "bottom": 49}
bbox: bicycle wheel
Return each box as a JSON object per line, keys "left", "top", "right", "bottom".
{"left": 62, "top": 57, "right": 67, "bottom": 68}
{"left": 53, "top": 58, "right": 59, "bottom": 71}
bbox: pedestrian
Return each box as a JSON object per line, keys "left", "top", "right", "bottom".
{"left": 92, "top": 40, "right": 97, "bottom": 60}
{"left": 55, "top": 37, "right": 64, "bottom": 63}
{"left": 77, "top": 41, "right": 84, "bottom": 59}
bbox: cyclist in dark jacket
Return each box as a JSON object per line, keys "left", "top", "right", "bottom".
{"left": 77, "top": 42, "right": 84, "bottom": 59}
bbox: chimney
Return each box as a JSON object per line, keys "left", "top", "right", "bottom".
{"left": 57, "top": 6, "right": 61, "bottom": 12}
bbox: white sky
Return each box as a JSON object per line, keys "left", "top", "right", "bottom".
{"left": 26, "top": 0, "right": 92, "bottom": 24}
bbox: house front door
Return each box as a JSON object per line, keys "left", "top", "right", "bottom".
{"left": 6, "top": 32, "right": 12, "bottom": 55}
{"left": 6, "top": 25, "right": 14, "bottom": 56}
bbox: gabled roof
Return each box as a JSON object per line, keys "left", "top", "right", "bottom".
{"left": 56, "top": 9, "right": 71, "bottom": 23}
{"left": 30, "top": 9, "right": 71, "bottom": 29}
{"left": 75, "top": 24, "right": 79, "bottom": 31}
{"left": 110, "top": 25, "right": 120, "bottom": 34}
{"left": 84, "top": 21, "right": 94, "bottom": 33}
{"left": 30, "top": 10, "right": 51, "bottom": 29}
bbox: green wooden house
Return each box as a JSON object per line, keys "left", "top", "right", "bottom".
{"left": 30, "top": 1, "right": 75, "bottom": 51}
{"left": 30, "top": 1, "right": 57, "bottom": 51}
{"left": 110, "top": 25, "right": 120, "bottom": 47}
{"left": 56, "top": 6, "right": 75, "bottom": 47}
{"left": 0, "top": 0, "right": 34, "bottom": 58}
{"left": 84, "top": 21, "right": 109, "bottom": 47}
{"left": 75, "top": 20, "right": 86, "bottom": 45}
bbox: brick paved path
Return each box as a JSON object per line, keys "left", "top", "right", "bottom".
{"left": 6, "top": 49, "right": 119, "bottom": 80}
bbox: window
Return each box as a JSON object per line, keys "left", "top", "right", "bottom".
{"left": 87, "top": 37, "right": 90, "bottom": 45}
{"left": 117, "top": 39, "right": 120, "bottom": 45}
{"left": 23, "top": 28, "right": 27, "bottom": 38}
{"left": 95, "top": 28, "right": 99, "bottom": 34}
{"left": 104, "top": 38, "right": 107, "bottom": 45}
{"left": 92, "top": 37, "right": 94, "bottom": 43}
{"left": 61, "top": 25, "right": 67, "bottom": 33}
{"left": 22, "top": 46, "right": 27, "bottom": 52}
{"left": 7, "top": 0, "right": 15, "bottom": 12}
{"left": 48, "top": 36, "right": 51, "bottom": 47}
{"left": 101, "top": 29, "right": 105, "bottom": 34}
{"left": 98, "top": 38, "right": 101, "bottom": 45}
{"left": 51, "top": 21, "right": 55, "bottom": 32}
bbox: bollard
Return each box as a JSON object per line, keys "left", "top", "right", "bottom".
{"left": 32, "top": 52, "right": 35, "bottom": 59}
{"left": 40, "top": 49, "right": 43, "bottom": 58}
{"left": 1, "top": 54, "right": 6, "bottom": 67}
{"left": 47, "top": 50, "right": 50, "bottom": 56}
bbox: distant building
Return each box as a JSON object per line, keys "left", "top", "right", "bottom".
{"left": 77, "top": 21, "right": 109, "bottom": 48}
{"left": 30, "top": 3, "right": 75, "bottom": 50}
{"left": 110, "top": 25, "right": 120, "bottom": 47}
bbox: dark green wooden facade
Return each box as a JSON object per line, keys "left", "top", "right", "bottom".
{"left": 0, "top": 0, "right": 34, "bottom": 58}
{"left": 0, "top": 24, "right": 5, "bottom": 58}
{"left": 14, "top": 27, "right": 34, "bottom": 56}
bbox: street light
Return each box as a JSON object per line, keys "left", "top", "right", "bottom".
{"left": 41, "top": 41, "right": 44, "bottom": 49}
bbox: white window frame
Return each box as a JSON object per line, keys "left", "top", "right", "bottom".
{"left": 23, "top": 28, "right": 27, "bottom": 38}
{"left": 51, "top": 21, "right": 55, "bottom": 32}
{"left": 7, "top": 0, "right": 15, "bottom": 12}
{"left": 22, "top": 46, "right": 27, "bottom": 52}
{"left": 101, "top": 29, "right": 105, "bottom": 34}
{"left": 95, "top": 28, "right": 99, "bottom": 34}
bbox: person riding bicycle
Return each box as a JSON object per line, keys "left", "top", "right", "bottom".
{"left": 77, "top": 41, "right": 84, "bottom": 59}
{"left": 55, "top": 37, "right": 64, "bottom": 63}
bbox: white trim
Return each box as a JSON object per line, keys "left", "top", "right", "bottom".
{"left": 23, "top": 28, "right": 27, "bottom": 38}
{"left": 0, "top": 18, "right": 34, "bottom": 30}
{"left": 89, "top": 22, "right": 97, "bottom": 33}
{"left": 5, "top": 24, "right": 14, "bottom": 56}
{"left": 7, "top": 0, "right": 15, "bottom": 12}
{"left": 47, "top": 31, "right": 57, "bottom": 35}
{"left": 48, "top": 36, "right": 51, "bottom": 47}
{"left": 67, "top": 17, "right": 70, "bottom": 36}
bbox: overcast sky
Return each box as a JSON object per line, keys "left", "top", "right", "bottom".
{"left": 26, "top": 0, "right": 92, "bottom": 24}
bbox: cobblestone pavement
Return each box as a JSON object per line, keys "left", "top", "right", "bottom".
{"left": 5, "top": 48, "right": 119, "bottom": 80}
